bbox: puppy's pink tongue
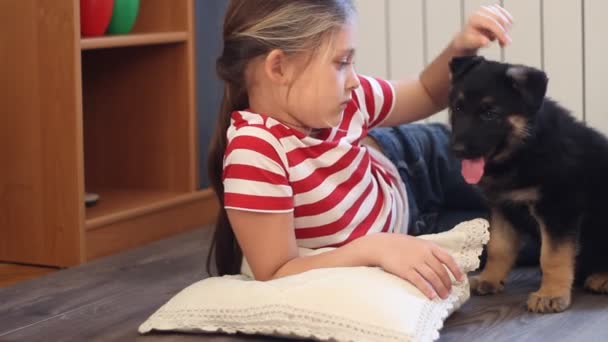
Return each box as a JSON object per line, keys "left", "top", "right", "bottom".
{"left": 461, "top": 158, "right": 485, "bottom": 184}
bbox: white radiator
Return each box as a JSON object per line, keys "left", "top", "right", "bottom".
{"left": 354, "top": 0, "right": 608, "bottom": 134}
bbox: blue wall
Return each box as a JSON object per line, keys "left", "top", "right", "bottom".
{"left": 195, "top": 0, "right": 229, "bottom": 188}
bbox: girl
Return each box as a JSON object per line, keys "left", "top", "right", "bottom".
{"left": 207, "top": 0, "right": 513, "bottom": 300}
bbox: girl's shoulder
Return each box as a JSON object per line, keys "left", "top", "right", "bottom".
{"left": 225, "top": 110, "right": 291, "bottom": 171}
{"left": 226, "top": 110, "right": 300, "bottom": 166}
{"left": 352, "top": 74, "right": 396, "bottom": 128}
{"left": 228, "top": 110, "right": 308, "bottom": 142}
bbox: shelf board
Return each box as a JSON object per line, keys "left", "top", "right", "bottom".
{"left": 81, "top": 32, "right": 188, "bottom": 50}
{"left": 85, "top": 189, "right": 218, "bottom": 261}
{"left": 85, "top": 189, "right": 195, "bottom": 230}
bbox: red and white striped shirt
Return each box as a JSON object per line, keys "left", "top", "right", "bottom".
{"left": 223, "top": 75, "right": 408, "bottom": 248}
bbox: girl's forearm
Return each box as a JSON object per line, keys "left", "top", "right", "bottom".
{"left": 271, "top": 232, "right": 387, "bottom": 279}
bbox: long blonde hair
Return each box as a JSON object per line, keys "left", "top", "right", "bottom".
{"left": 207, "top": 0, "right": 356, "bottom": 276}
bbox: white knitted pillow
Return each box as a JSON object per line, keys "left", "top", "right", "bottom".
{"left": 139, "top": 219, "right": 489, "bottom": 342}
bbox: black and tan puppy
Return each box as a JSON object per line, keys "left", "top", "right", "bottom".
{"left": 448, "top": 55, "right": 608, "bottom": 313}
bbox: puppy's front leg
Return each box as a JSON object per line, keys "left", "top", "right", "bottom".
{"left": 526, "top": 207, "right": 576, "bottom": 313}
{"left": 470, "top": 208, "right": 521, "bottom": 295}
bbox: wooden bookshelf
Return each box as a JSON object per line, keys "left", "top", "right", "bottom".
{"left": 81, "top": 32, "right": 188, "bottom": 50}
{"left": 1, "top": 0, "right": 217, "bottom": 267}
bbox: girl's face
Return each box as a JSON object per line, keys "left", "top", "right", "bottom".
{"left": 285, "top": 23, "right": 361, "bottom": 130}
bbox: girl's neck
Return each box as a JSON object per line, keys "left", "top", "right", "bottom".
{"left": 251, "top": 109, "right": 313, "bottom": 137}
{"left": 248, "top": 96, "right": 312, "bottom": 136}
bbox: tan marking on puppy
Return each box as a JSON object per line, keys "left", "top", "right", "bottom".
{"left": 527, "top": 207, "right": 575, "bottom": 313}
{"left": 492, "top": 145, "right": 516, "bottom": 162}
{"left": 508, "top": 115, "right": 531, "bottom": 140}
{"left": 470, "top": 208, "right": 521, "bottom": 295}
{"left": 584, "top": 273, "right": 608, "bottom": 294}
{"left": 499, "top": 187, "right": 540, "bottom": 203}
{"left": 493, "top": 114, "right": 530, "bottom": 162}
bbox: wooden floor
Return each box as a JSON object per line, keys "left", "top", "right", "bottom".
{"left": 0, "top": 263, "right": 58, "bottom": 287}
{"left": 2, "top": 226, "right": 608, "bottom": 341}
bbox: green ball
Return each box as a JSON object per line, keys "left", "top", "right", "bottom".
{"left": 107, "top": 0, "right": 140, "bottom": 34}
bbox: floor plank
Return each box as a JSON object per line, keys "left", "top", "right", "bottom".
{"left": 0, "top": 263, "right": 57, "bottom": 288}
{"left": 441, "top": 271, "right": 608, "bottom": 341}
{"left": 0, "top": 226, "right": 212, "bottom": 339}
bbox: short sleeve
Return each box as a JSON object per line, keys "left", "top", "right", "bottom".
{"left": 223, "top": 125, "right": 294, "bottom": 213}
{"left": 354, "top": 74, "right": 396, "bottom": 129}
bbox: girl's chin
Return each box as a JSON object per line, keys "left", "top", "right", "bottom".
{"left": 329, "top": 109, "right": 345, "bottom": 126}
{"left": 308, "top": 110, "right": 343, "bottom": 130}
{"left": 320, "top": 119, "right": 341, "bottom": 129}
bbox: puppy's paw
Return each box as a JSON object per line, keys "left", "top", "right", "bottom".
{"left": 526, "top": 290, "right": 571, "bottom": 313}
{"left": 584, "top": 273, "right": 608, "bottom": 294}
{"left": 469, "top": 275, "right": 504, "bottom": 295}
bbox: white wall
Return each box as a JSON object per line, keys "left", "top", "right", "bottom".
{"left": 354, "top": 0, "right": 607, "bottom": 133}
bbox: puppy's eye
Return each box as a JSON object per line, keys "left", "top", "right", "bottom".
{"left": 481, "top": 110, "right": 500, "bottom": 121}
{"left": 452, "top": 104, "right": 463, "bottom": 113}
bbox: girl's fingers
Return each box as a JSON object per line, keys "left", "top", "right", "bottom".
{"left": 476, "top": 11, "right": 507, "bottom": 36}
{"left": 432, "top": 247, "right": 465, "bottom": 282}
{"left": 407, "top": 269, "right": 437, "bottom": 300}
{"left": 417, "top": 264, "right": 450, "bottom": 299}
{"left": 482, "top": 5, "right": 512, "bottom": 31}
{"left": 492, "top": 4, "right": 514, "bottom": 25}
{"left": 471, "top": 13, "right": 511, "bottom": 46}
{"left": 478, "top": 35, "right": 491, "bottom": 48}
{"left": 426, "top": 257, "right": 453, "bottom": 292}
{"left": 464, "top": 32, "right": 491, "bottom": 48}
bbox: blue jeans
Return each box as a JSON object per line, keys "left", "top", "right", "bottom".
{"left": 368, "top": 123, "right": 486, "bottom": 235}
{"left": 368, "top": 123, "right": 539, "bottom": 266}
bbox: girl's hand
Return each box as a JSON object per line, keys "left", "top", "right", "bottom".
{"left": 453, "top": 4, "right": 513, "bottom": 53}
{"left": 374, "top": 234, "right": 465, "bottom": 300}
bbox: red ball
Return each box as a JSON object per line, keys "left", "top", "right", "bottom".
{"left": 80, "top": 0, "right": 115, "bottom": 37}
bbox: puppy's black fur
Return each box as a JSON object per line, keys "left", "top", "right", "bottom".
{"left": 448, "top": 56, "right": 608, "bottom": 313}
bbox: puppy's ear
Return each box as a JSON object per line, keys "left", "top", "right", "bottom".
{"left": 449, "top": 55, "right": 485, "bottom": 81}
{"left": 506, "top": 65, "right": 548, "bottom": 113}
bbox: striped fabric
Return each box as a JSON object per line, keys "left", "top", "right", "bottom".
{"left": 223, "top": 75, "right": 408, "bottom": 248}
